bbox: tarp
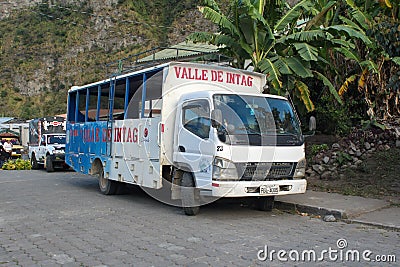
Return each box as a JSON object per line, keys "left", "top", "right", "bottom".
{"left": 0, "top": 129, "right": 19, "bottom": 138}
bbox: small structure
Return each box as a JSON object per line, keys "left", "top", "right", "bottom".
{"left": 0, "top": 129, "right": 19, "bottom": 139}
{"left": 0, "top": 117, "right": 29, "bottom": 147}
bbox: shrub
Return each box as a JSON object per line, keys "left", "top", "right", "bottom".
{"left": 2, "top": 159, "right": 32, "bottom": 170}
{"left": 310, "top": 144, "right": 329, "bottom": 156}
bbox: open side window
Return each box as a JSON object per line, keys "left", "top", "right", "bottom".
{"left": 182, "top": 99, "right": 211, "bottom": 139}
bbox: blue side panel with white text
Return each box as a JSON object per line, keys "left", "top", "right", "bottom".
{"left": 66, "top": 121, "right": 111, "bottom": 175}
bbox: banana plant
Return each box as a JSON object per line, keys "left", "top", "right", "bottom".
{"left": 187, "top": 0, "right": 373, "bottom": 112}
{"left": 333, "top": 0, "right": 400, "bottom": 119}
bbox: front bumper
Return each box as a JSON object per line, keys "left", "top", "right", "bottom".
{"left": 49, "top": 154, "right": 65, "bottom": 162}
{"left": 11, "top": 152, "right": 21, "bottom": 158}
{"left": 209, "top": 179, "right": 307, "bottom": 197}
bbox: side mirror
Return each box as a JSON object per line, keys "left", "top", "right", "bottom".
{"left": 211, "top": 109, "right": 222, "bottom": 128}
{"left": 309, "top": 116, "right": 316, "bottom": 131}
{"left": 304, "top": 116, "right": 316, "bottom": 138}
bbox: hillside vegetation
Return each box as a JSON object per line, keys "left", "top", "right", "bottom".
{"left": 0, "top": 0, "right": 213, "bottom": 118}
{"left": 1, "top": 0, "right": 398, "bottom": 133}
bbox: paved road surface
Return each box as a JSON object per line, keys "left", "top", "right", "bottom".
{"left": 0, "top": 171, "right": 398, "bottom": 266}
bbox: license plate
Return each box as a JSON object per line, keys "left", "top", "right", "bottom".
{"left": 260, "top": 185, "right": 279, "bottom": 195}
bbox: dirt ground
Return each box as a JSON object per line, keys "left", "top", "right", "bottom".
{"left": 305, "top": 135, "right": 400, "bottom": 205}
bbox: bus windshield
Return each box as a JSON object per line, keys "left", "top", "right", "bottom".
{"left": 213, "top": 94, "right": 303, "bottom": 146}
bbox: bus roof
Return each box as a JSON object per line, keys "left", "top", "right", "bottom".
{"left": 69, "top": 62, "right": 265, "bottom": 93}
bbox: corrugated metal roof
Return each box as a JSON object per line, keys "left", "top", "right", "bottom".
{"left": 138, "top": 41, "right": 219, "bottom": 63}
{"left": 0, "top": 117, "right": 13, "bottom": 124}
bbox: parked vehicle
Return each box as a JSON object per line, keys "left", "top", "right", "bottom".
{"left": 28, "top": 117, "right": 67, "bottom": 172}
{"left": 66, "top": 62, "right": 311, "bottom": 215}
{"left": 10, "top": 139, "right": 23, "bottom": 158}
{"left": 0, "top": 137, "right": 23, "bottom": 158}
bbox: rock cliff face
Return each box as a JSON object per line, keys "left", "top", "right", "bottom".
{"left": 0, "top": 0, "right": 216, "bottom": 118}
{"left": 0, "top": 0, "right": 119, "bottom": 19}
{"left": 0, "top": 1, "right": 40, "bottom": 19}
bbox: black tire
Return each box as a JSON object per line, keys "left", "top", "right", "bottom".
{"left": 98, "top": 168, "right": 118, "bottom": 195}
{"left": 180, "top": 172, "right": 200, "bottom": 216}
{"left": 254, "top": 196, "right": 275, "bottom": 211}
{"left": 31, "top": 154, "right": 39, "bottom": 170}
{"left": 115, "top": 182, "right": 127, "bottom": 195}
{"left": 45, "top": 155, "right": 55, "bottom": 172}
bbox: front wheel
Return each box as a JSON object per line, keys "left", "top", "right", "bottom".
{"left": 98, "top": 168, "right": 118, "bottom": 195}
{"left": 254, "top": 196, "right": 275, "bottom": 211}
{"left": 180, "top": 172, "right": 200, "bottom": 216}
{"left": 30, "top": 154, "right": 39, "bottom": 170}
{"left": 45, "top": 155, "right": 55, "bottom": 172}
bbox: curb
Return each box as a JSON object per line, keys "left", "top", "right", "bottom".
{"left": 274, "top": 201, "right": 346, "bottom": 219}
{"left": 275, "top": 201, "right": 399, "bottom": 231}
{"left": 343, "top": 219, "right": 400, "bottom": 232}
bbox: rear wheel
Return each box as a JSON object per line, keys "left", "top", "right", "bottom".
{"left": 254, "top": 196, "right": 275, "bottom": 211}
{"left": 98, "top": 168, "right": 118, "bottom": 195}
{"left": 45, "top": 155, "right": 55, "bottom": 172}
{"left": 30, "top": 154, "right": 39, "bottom": 170}
{"left": 181, "top": 172, "right": 200, "bottom": 216}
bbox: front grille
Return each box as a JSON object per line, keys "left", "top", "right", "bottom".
{"left": 239, "top": 162, "right": 295, "bottom": 181}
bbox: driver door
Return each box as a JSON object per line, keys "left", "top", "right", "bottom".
{"left": 38, "top": 136, "right": 47, "bottom": 161}
{"left": 174, "top": 99, "right": 214, "bottom": 188}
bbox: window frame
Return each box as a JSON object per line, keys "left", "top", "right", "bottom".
{"left": 182, "top": 99, "right": 211, "bottom": 140}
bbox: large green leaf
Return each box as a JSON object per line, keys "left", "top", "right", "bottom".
{"left": 360, "top": 60, "right": 379, "bottom": 74}
{"left": 280, "top": 30, "right": 333, "bottom": 43}
{"left": 343, "top": 0, "right": 372, "bottom": 30}
{"left": 240, "top": 0, "right": 269, "bottom": 25}
{"left": 338, "top": 16, "right": 363, "bottom": 31}
{"left": 238, "top": 16, "right": 257, "bottom": 48}
{"left": 328, "top": 25, "right": 372, "bottom": 45}
{"left": 270, "top": 56, "right": 292, "bottom": 75}
{"left": 202, "top": 0, "right": 221, "bottom": 12}
{"left": 334, "top": 47, "right": 360, "bottom": 62}
{"left": 258, "top": 27, "right": 275, "bottom": 53}
{"left": 285, "top": 57, "right": 313, "bottom": 78}
{"left": 258, "top": 58, "right": 282, "bottom": 89}
{"left": 316, "top": 56, "right": 329, "bottom": 65}
{"left": 274, "top": 0, "right": 313, "bottom": 32}
{"left": 392, "top": 57, "right": 400, "bottom": 66}
{"left": 305, "top": 1, "right": 336, "bottom": 30}
{"left": 257, "top": 21, "right": 275, "bottom": 53}
{"left": 314, "top": 71, "right": 343, "bottom": 104}
{"left": 294, "top": 43, "right": 319, "bottom": 61}
{"left": 330, "top": 38, "right": 354, "bottom": 49}
{"left": 199, "top": 6, "right": 239, "bottom": 37}
{"left": 295, "top": 80, "right": 314, "bottom": 112}
{"left": 214, "top": 35, "right": 249, "bottom": 59}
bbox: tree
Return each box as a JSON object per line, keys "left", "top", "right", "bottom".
{"left": 188, "top": 0, "right": 373, "bottom": 112}
{"left": 335, "top": 0, "right": 400, "bottom": 119}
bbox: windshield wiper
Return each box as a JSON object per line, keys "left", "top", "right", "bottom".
{"left": 237, "top": 126, "right": 261, "bottom": 135}
{"left": 277, "top": 130, "right": 303, "bottom": 141}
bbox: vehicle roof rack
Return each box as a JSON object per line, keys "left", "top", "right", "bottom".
{"left": 105, "top": 43, "right": 232, "bottom": 77}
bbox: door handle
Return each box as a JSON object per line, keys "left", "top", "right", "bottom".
{"left": 178, "top": 146, "right": 186, "bottom": 152}
{"left": 157, "top": 122, "right": 162, "bottom": 147}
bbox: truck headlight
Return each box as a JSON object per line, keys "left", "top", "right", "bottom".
{"left": 293, "top": 158, "right": 306, "bottom": 179}
{"left": 213, "top": 157, "right": 239, "bottom": 181}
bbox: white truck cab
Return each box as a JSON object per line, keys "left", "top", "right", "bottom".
{"left": 169, "top": 91, "right": 307, "bottom": 215}
{"left": 29, "top": 117, "right": 67, "bottom": 172}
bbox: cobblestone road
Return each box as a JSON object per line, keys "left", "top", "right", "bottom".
{"left": 0, "top": 171, "right": 398, "bottom": 266}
